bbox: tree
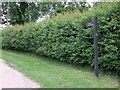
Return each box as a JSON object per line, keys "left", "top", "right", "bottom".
{"left": 1, "top": 2, "right": 40, "bottom": 25}
{"left": 38, "top": 1, "right": 91, "bottom": 17}
{"left": 1, "top": 1, "right": 91, "bottom": 25}
{"left": 9, "top": 2, "right": 40, "bottom": 25}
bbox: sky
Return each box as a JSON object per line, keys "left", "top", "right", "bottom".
{"left": 66, "top": 0, "right": 94, "bottom": 6}
{"left": 61, "top": 0, "right": 95, "bottom": 2}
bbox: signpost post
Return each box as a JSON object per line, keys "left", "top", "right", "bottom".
{"left": 94, "top": 16, "right": 98, "bottom": 78}
{"left": 86, "top": 16, "right": 99, "bottom": 78}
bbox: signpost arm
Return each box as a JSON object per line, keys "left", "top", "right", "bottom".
{"left": 94, "top": 16, "right": 99, "bottom": 77}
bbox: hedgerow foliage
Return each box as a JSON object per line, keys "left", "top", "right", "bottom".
{"left": 2, "top": 2, "right": 120, "bottom": 72}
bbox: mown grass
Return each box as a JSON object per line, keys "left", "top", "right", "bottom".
{"left": 0, "top": 50, "right": 118, "bottom": 88}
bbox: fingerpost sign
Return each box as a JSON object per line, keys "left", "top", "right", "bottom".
{"left": 86, "top": 16, "right": 99, "bottom": 78}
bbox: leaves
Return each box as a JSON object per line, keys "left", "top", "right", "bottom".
{"left": 2, "top": 2, "right": 120, "bottom": 73}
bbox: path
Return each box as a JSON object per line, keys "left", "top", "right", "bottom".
{"left": 0, "top": 59, "right": 40, "bottom": 89}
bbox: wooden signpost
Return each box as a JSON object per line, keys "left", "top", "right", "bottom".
{"left": 86, "top": 16, "right": 99, "bottom": 78}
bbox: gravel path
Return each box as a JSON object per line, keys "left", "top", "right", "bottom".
{"left": 0, "top": 59, "right": 40, "bottom": 89}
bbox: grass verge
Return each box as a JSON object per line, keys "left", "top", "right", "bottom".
{"left": 0, "top": 50, "right": 118, "bottom": 88}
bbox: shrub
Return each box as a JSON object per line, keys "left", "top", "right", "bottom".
{"left": 2, "top": 2, "right": 120, "bottom": 73}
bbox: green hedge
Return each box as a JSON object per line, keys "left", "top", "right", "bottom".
{"left": 2, "top": 3, "right": 120, "bottom": 73}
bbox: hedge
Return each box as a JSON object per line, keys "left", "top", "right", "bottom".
{"left": 2, "top": 2, "right": 120, "bottom": 73}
